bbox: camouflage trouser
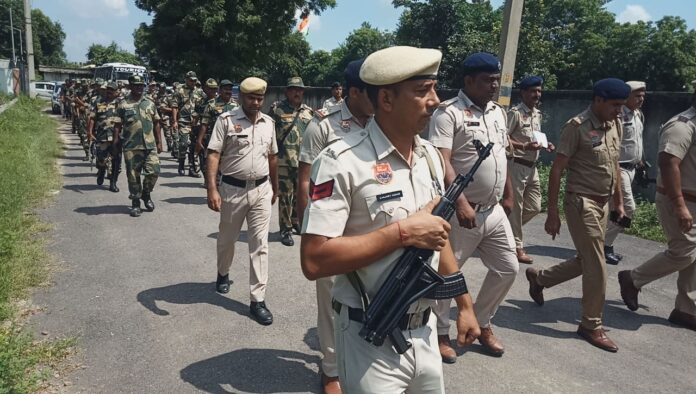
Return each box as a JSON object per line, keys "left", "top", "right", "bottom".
{"left": 177, "top": 125, "right": 191, "bottom": 161}
{"left": 76, "top": 114, "right": 89, "bottom": 155}
{"left": 95, "top": 141, "right": 114, "bottom": 173}
{"left": 199, "top": 134, "right": 211, "bottom": 178}
{"left": 161, "top": 122, "right": 173, "bottom": 151}
{"left": 278, "top": 165, "right": 299, "bottom": 232}
{"left": 123, "top": 149, "right": 160, "bottom": 200}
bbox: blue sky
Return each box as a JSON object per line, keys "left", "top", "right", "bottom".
{"left": 32, "top": 0, "right": 696, "bottom": 63}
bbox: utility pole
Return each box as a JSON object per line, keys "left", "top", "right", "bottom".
{"left": 24, "top": 0, "right": 35, "bottom": 85}
{"left": 495, "top": 0, "right": 524, "bottom": 108}
{"left": 9, "top": 8, "right": 16, "bottom": 66}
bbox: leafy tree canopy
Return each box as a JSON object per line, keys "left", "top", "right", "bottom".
{"left": 87, "top": 42, "right": 141, "bottom": 66}
{"left": 0, "top": 0, "right": 67, "bottom": 66}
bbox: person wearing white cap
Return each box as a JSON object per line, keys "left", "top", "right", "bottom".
{"left": 301, "top": 46, "right": 479, "bottom": 393}
{"left": 604, "top": 81, "right": 647, "bottom": 265}
{"left": 206, "top": 77, "right": 280, "bottom": 326}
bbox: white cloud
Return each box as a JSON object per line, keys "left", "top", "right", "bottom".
{"left": 617, "top": 4, "right": 651, "bottom": 24}
{"left": 64, "top": 0, "right": 129, "bottom": 18}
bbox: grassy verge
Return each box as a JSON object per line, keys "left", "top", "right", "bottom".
{"left": 0, "top": 97, "right": 75, "bottom": 393}
{"left": 537, "top": 163, "right": 665, "bottom": 243}
{"left": 0, "top": 93, "right": 14, "bottom": 106}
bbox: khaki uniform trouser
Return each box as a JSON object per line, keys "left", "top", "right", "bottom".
{"left": 317, "top": 276, "right": 337, "bottom": 377}
{"left": 508, "top": 161, "right": 542, "bottom": 248}
{"left": 217, "top": 180, "right": 272, "bottom": 302}
{"left": 335, "top": 308, "right": 444, "bottom": 393}
{"left": 605, "top": 167, "right": 636, "bottom": 247}
{"left": 630, "top": 194, "right": 696, "bottom": 316}
{"left": 537, "top": 193, "right": 608, "bottom": 330}
{"left": 435, "top": 204, "right": 519, "bottom": 333}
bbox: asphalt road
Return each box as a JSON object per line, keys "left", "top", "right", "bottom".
{"left": 32, "top": 114, "right": 694, "bottom": 393}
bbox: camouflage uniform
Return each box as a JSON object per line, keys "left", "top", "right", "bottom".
{"left": 269, "top": 99, "right": 313, "bottom": 233}
{"left": 89, "top": 94, "right": 122, "bottom": 188}
{"left": 75, "top": 84, "right": 91, "bottom": 159}
{"left": 170, "top": 83, "right": 205, "bottom": 169}
{"left": 199, "top": 95, "right": 239, "bottom": 178}
{"left": 115, "top": 94, "right": 161, "bottom": 201}
{"left": 155, "top": 86, "right": 173, "bottom": 154}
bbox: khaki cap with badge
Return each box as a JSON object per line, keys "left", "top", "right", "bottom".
{"left": 240, "top": 77, "right": 267, "bottom": 95}
{"left": 359, "top": 45, "right": 442, "bottom": 86}
{"left": 286, "top": 76, "right": 305, "bottom": 88}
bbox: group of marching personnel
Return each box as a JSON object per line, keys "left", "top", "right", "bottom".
{"left": 59, "top": 45, "right": 695, "bottom": 393}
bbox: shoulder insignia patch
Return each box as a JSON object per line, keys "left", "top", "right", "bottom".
{"left": 310, "top": 179, "right": 334, "bottom": 201}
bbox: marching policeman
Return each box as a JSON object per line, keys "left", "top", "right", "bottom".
{"left": 297, "top": 58, "right": 373, "bottom": 394}
{"left": 87, "top": 81, "right": 122, "bottom": 193}
{"left": 206, "top": 77, "right": 279, "bottom": 326}
{"left": 526, "top": 78, "right": 629, "bottom": 352}
{"left": 301, "top": 46, "right": 479, "bottom": 394}
{"left": 618, "top": 90, "right": 696, "bottom": 331}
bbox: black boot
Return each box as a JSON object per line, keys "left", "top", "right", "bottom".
{"left": 604, "top": 245, "right": 622, "bottom": 265}
{"left": 142, "top": 192, "right": 155, "bottom": 212}
{"left": 216, "top": 273, "right": 231, "bottom": 294}
{"left": 280, "top": 230, "right": 294, "bottom": 247}
{"left": 96, "top": 168, "right": 106, "bottom": 185}
{"left": 250, "top": 301, "right": 273, "bottom": 325}
{"left": 178, "top": 158, "right": 185, "bottom": 176}
{"left": 109, "top": 172, "right": 120, "bottom": 193}
{"left": 130, "top": 199, "right": 142, "bottom": 217}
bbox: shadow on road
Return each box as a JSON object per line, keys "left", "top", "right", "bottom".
{"left": 180, "top": 348, "right": 320, "bottom": 393}
{"left": 162, "top": 196, "right": 207, "bottom": 205}
{"left": 303, "top": 327, "right": 320, "bottom": 352}
{"left": 159, "top": 182, "right": 205, "bottom": 189}
{"left": 525, "top": 245, "right": 577, "bottom": 260}
{"left": 61, "top": 162, "right": 91, "bottom": 168}
{"left": 64, "top": 184, "right": 105, "bottom": 193}
{"left": 62, "top": 172, "right": 98, "bottom": 178}
{"left": 74, "top": 205, "right": 129, "bottom": 216}
{"left": 136, "top": 282, "right": 248, "bottom": 318}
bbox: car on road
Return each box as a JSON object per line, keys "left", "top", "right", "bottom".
{"left": 31, "top": 81, "right": 56, "bottom": 100}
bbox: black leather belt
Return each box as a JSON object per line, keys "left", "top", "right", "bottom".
{"left": 332, "top": 300, "right": 431, "bottom": 331}
{"left": 619, "top": 162, "right": 635, "bottom": 170}
{"left": 221, "top": 175, "right": 267, "bottom": 188}
{"left": 513, "top": 157, "right": 536, "bottom": 168}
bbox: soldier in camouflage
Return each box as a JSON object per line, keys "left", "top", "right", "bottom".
{"left": 114, "top": 75, "right": 163, "bottom": 218}
{"left": 269, "top": 76, "right": 314, "bottom": 246}
{"left": 87, "top": 81, "right": 122, "bottom": 193}
{"left": 189, "top": 78, "right": 218, "bottom": 179}
{"left": 74, "top": 80, "right": 91, "bottom": 161}
{"left": 156, "top": 82, "right": 174, "bottom": 155}
{"left": 171, "top": 71, "right": 205, "bottom": 176}
{"left": 197, "top": 79, "right": 239, "bottom": 188}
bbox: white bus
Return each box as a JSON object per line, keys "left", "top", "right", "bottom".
{"left": 93, "top": 63, "right": 149, "bottom": 84}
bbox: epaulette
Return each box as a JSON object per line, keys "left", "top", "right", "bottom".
{"left": 321, "top": 129, "right": 368, "bottom": 160}
{"left": 437, "top": 96, "right": 458, "bottom": 109}
{"left": 569, "top": 111, "right": 590, "bottom": 126}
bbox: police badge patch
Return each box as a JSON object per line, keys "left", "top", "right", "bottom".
{"left": 373, "top": 162, "right": 393, "bottom": 184}
{"left": 589, "top": 130, "right": 602, "bottom": 148}
{"left": 234, "top": 124, "right": 243, "bottom": 133}
{"left": 341, "top": 120, "right": 350, "bottom": 129}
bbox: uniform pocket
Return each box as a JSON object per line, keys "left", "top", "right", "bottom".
{"left": 364, "top": 191, "right": 411, "bottom": 225}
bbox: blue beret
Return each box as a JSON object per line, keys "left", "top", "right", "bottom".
{"left": 519, "top": 75, "right": 543, "bottom": 90}
{"left": 461, "top": 52, "right": 501, "bottom": 75}
{"left": 344, "top": 58, "right": 367, "bottom": 89}
{"left": 593, "top": 78, "right": 630, "bottom": 100}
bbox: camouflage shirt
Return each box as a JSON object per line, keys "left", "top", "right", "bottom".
{"left": 116, "top": 94, "right": 161, "bottom": 151}
{"left": 170, "top": 85, "right": 205, "bottom": 125}
{"left": 90, "top": 96, "right": 120, "bottom": 142}
{"left": 269, "top": 99, "right": 314, "bottom": 167}
{"left": 155, "top": 92, "right": 171, "bottom": 124}
{"left": 201, "top": 96, "right": 239, "bottom": 135}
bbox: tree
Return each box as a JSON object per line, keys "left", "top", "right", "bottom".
{"left": 133, "top": 0, "right": 336, "bottom": 81}
{"left": 301, "top": 49, "right": 336, "bottom": 86}
{"left": 87, "top": 42, "right": 141, "bottom": 66}
{"left": 260, "top": 32, "right": 311, "bottom": 86}
{"left": 0, "top": 0, "right": 67, "bottom": 66}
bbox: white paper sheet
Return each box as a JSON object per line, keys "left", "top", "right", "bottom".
{"left": 533, "top": 131, "right": 548, "bottom": 148}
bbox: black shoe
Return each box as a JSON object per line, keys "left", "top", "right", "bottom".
{"left": 142, "top": 193, "right": 155, "bottom": 212}
{"left": 604, "top": 245, "right": 622, "bottom": 265}
{"left": 250, "top": 301, "right": 273, "bottom": 325}
{"left": 281, "top": 230, "right": 294, "bottom": 247}
{"left": 96, "top": 168, "right": 106, "bottom": 185}
{"left": 82, "top": 155, "right": 89, "bottom": 161}
{"left": 188, "top": 169, "right": 201, "bottom": 178}
{"left": 130, "top": 199, "right": 142, "bottom": 217}
{"left": 216, "top": 273, "right": 231, "bottom": 294}
{"left": 109, "top": 181, "right": 119, "bottom": 193}
{"left": 292, "top": 223, "right": 301, "bottom": 235}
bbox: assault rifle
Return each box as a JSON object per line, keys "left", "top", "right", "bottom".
{"left": 635, "top": 161, "right": 656, "bottom": 189}
{"left": 358, "top": 140, "right": 494, "bottom": 354}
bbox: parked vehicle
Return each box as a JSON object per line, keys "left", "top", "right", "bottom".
{"left": 51, "top": 84, "right": 62, "bottom": 114}
{"left": 31, "top": 81, "right": 56, "bottom": 100}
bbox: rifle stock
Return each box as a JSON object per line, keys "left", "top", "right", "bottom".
{"left": 358, "top": 140, "right": 494, "bottom": 353}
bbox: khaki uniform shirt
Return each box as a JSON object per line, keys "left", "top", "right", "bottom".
{"left": 429, "top": 90, "right": 509, "bottom": 207}
{"left": 619, "top": 106, "right": 645, "bottom": 164}
{"left": 557, "top": 107, "right": 622, "bottom": 197}
{"left": 299, "top": 100, "right": 370, "bottom": 164}
{"left": 657, "top": 106, "right": 696, "bottom": 194}
{"left": 208, "top": 107, "right": 278, "bottom": 180}
{"left": 303, "top": 120, "right": 445, "bottom": 312}
{"left": 115, "top": 95, "right": 160, "bottom": 151}
{"left": 322, "top": 96, "right": 343, "bottom": 110}
{"left": 507, "top": 102, "right": 543, "bottom": 162}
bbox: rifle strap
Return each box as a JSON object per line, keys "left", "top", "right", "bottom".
{"left": 346, "top": 271, "right": 370, "bottom": 311}
{"left": 277, "top": 107, "right": 303, "bottom": 150}
{"left": 425, "top": 272, "right": 469, "bottom": 300}
{"left": 422, "top": 145, "right": 443, "bottom": 195}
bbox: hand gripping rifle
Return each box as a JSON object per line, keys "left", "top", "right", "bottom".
{"left": 358, "top": 140, "right": 494, "bottom": 354}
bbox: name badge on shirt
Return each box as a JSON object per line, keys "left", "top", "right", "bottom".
{"left": 589, "top": 130, "right": 603, "bottom": 148}
{"left": 376, "top": 190, "right": 403, "bottom": 202}
{"left": 466, "top": 121, "right": 480, "bottom": 127}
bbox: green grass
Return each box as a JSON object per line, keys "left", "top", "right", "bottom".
{"left": 0, "top": 93, "right": 14, "bottom": 106}
{"left": 537, "top": 163, "right": 665, "bottom": 243}
{"left": 0, "top": 97, "right": 74, "bottom": 393}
